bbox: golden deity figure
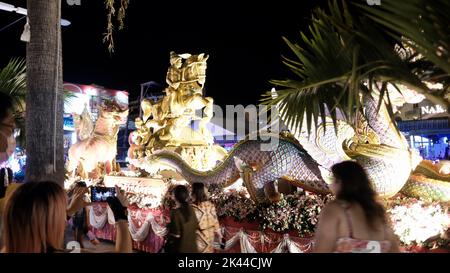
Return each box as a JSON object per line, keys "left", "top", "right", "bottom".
{"left": 128, "top": 51, "right": 227, "bottom": 172}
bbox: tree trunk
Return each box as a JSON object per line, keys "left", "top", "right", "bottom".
{"left": 25, "top": 0, "right": 64, "bottom": 185}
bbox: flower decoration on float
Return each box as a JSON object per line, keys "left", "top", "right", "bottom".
{"left": 386, "top": 195, "right": 450, "bottom": 247}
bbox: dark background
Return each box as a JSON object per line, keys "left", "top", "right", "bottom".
{"left": 0, "top": 0, "right": 327, "bottom": 106}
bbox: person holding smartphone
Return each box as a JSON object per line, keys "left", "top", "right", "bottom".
{"left": 2, "top": 181, "right": 132, "bottom": 253}
{"left": 69, "top": 181, "right": 100, "bottom": 248}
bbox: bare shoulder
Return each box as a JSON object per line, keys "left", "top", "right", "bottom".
{"left": 321, "top": 200, "right": 342, "bottom": 213}
{"left": 318, "top": 200, "right": 342, "bottom": 221}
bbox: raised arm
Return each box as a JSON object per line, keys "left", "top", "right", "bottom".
{"left": 106, "top": 186, "right": 132, "bottom": 253}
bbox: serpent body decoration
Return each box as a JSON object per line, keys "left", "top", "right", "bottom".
{"left": 145, "top": 91, "right": 450, "bottom": 203}
{"left": 131, "top": 52, "right": 450, "bottom": 202}
{"left": 150, "top": 136, "right": 329, "bottom": 203}
{"left": 402, "top": 161, "right": 450, "bottom": 201}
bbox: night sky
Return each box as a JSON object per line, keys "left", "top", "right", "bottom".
{"left": 1, "top": 0, "right": 326, "bottom": 106}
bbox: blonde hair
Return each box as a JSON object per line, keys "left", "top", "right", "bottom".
{"left": 0, "top": 183, "right": 21, "bottom": 214}
{"left": 2, "top": 181, "right": 67, "bottom": 253}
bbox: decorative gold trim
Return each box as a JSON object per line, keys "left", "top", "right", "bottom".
{"left": 240, "top": 168, "right": 259, "bottom": 202}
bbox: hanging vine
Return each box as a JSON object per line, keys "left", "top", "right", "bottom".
{"left": 103, "top": 0, "right": 130, "bottom": 53}
{"left": 117, "top": 0, "right": 130, "bottom": 30}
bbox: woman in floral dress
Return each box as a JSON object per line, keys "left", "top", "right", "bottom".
{"left": 191, "top": 182, "right": 221, "bottom": 253}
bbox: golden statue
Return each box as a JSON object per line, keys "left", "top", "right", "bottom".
{"left": 129, "top": 52, "right": 227, "bottom": 172}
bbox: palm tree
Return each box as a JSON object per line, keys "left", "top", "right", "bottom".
{"left": 21, "top": 0, "right": 125, "bottom": 184}
{"left": 263, "top": 0, "right": 449, "bottom": 135}
{"left": 25, "top": 0, "right": 65, "bottom": 184}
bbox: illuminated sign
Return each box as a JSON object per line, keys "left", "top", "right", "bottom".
{"left": 64, "top": 117, "right": 74, "bottom": 131}
{"left": 421, "top": 105, "right": 446, "bottom": 115}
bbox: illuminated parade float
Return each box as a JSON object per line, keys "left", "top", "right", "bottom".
{"left": 60, "top": 51, "right": 450, "bottom": 253}
{"left": 2, "top": 0, "right": 449, "bottom": 258}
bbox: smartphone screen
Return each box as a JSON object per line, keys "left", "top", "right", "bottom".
{"left": 90, "top": 186, "right": 116, "bottom": 202}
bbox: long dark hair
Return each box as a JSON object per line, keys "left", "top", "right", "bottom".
{"left": 173, "top": 185, "right": 192, "bottom": 222}
{"left": 191, "top": 182, "right": 208, "bottom": 204}
{"left": 331, "top": 161, "right": 386, "bottom": 230}
{"left": 0, "top": 93, "right": 13, "bottom": 123}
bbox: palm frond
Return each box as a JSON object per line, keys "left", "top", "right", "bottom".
{"left": 263, "top": 0, "right": 448, "bottom": 136}
{"left": 356, "top": 0, "right": 450, "bottom": 75}
{"left": 0, "top": 58, "right": 26, "bottom": 116}
{"left": 0, "top": 58, "right": 26, "bottom": 147}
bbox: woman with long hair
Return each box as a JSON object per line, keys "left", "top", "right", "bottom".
{"left": 1, "top": 181, "right": 132, "bottom": 253}
{"left": 0, "top": 93, "right": 15, "bottom": 164}
{"left": 0, "top": 93, "right": 16, "bottom": 193}
{"left": 2, "top": 181, "right": 67, "bottom": 252}
{"left": 191, "top": 182, "right": 220, "bottom": 253}
{"left": 313, "top": 161, "right": 400, "bottom": 253}
{"left": 69, "top": 181, "right": 100, "bottom": 248}
{"left": 166, "top": 184, "right": 199, "bottom": 253}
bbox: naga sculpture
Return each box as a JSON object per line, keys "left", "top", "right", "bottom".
{"left": 129, "top": 51, "right": 450, "bottom": 202}
{"left": 67, "top": 101, "right": 128, "bottom": 179}
{"left": 402, "top": 161, "right": 450, "bottom": 201}
{"left": 288, "top": 92, "right": 422, "bottom": 198}
{"left": 147, "top": 134, "right": 329, "bottom": 203}
{"left": 142, "top": 84, "right": 450, "bottom": 203}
